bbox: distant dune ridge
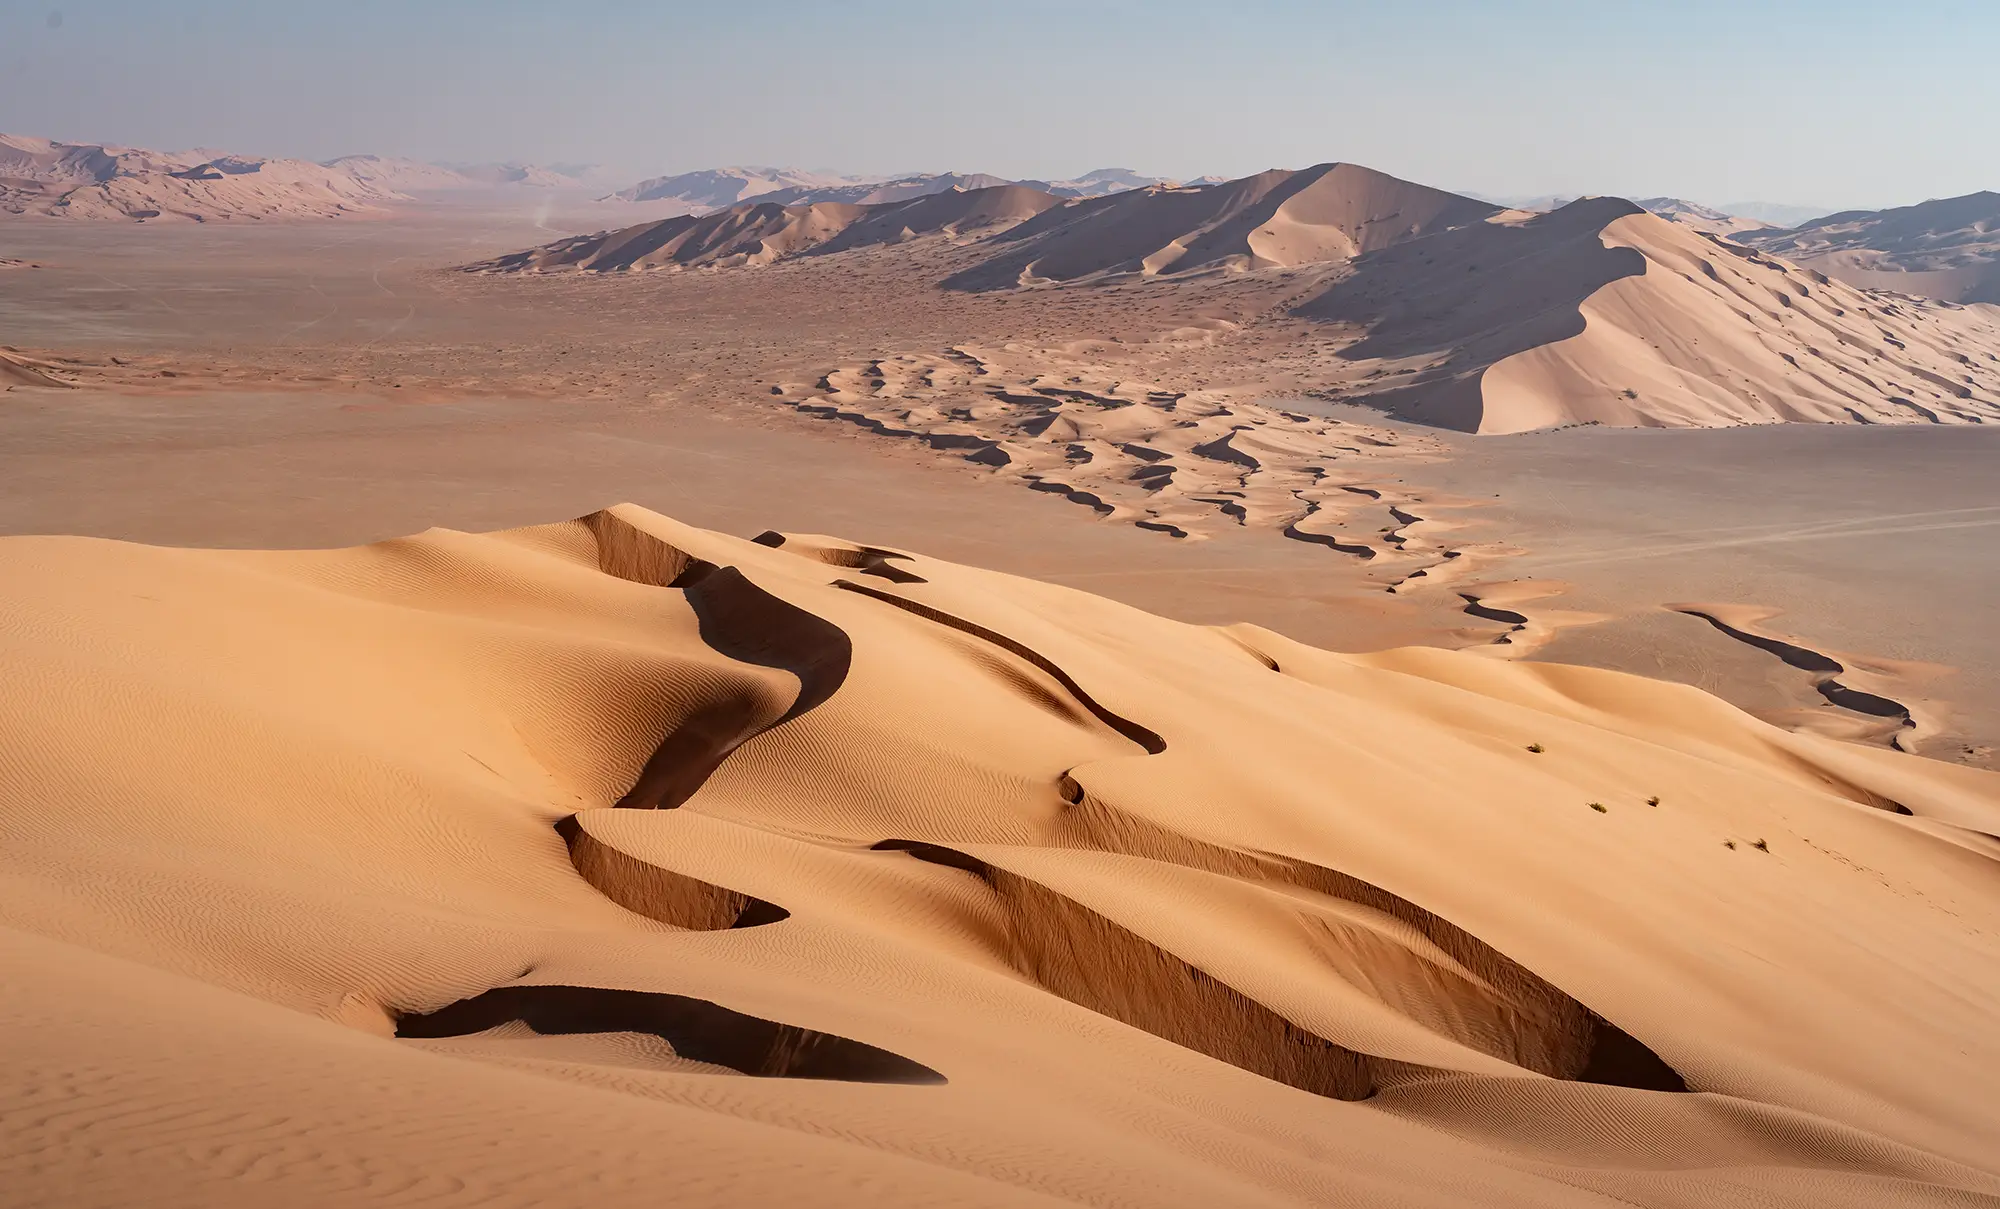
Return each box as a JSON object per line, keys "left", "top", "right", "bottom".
{"left": 0, "top": 133, "right": 406, "bottom": 221}
{"left": 473, "top": 184, "right": 1067, "bottom": 272}
{"left": 610, "top": 166, "right": 1176, "bottom": 208}
{"left": 472, "top": 163, "right": 2000, "bottom": 433}
{"left": 320, "top": 155, "right": 478, "bottom": 192}
{"left": 611, "top": 166, "right": 877, "bottom": 206}
{"left": 2, "top": 505, "right": 1998, "bottom": 1206}
{"left": 1742, "top": 192, "right": 2000, "bottom": 304}
{"left": 0, "top": 134, "right": 607, "bottom": 220}
{"left": 1631, "top": 197, "right": 1772, "bottom": 237}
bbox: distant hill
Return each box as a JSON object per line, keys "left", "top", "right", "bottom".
{"left": 1631, "top": 198, "right": 1770, "bottom": 238}
{"left": 320, "top": 155, "right": 474, "bottom": 192}
{"left": 1718, "top": 200, "right": 1837, "bottom": 228}
{"left": 608, "top": 166, "right": 1177, "bottom": 210}
{"left": 610, "top": 166, "right": 876, "bottom": 206}
{"left": 1739, "top": 191, "right": 2000, "bottom": 304}
{"left": 443, "top": 162, "right": 588, "bottom": 188}
{"left": 1, "top": 133, "right": 403, "bottom": 221}
{"left": 466, "top": 184, "right": 1062, "bottom": 273}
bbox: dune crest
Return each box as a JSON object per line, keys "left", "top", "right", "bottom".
{"left": 1, "top": 133, "right": 406, "bottom": 221}
{"left": 1, "top": 506, "right": 1997, "bottom": 1205}
{"left": 944, "top": 162, "right": 1503, "bottom": 288}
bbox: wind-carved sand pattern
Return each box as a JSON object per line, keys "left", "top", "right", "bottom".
{"left": 784, "top": 345, "right": 1516, "bottom": 592}
{"left": 1668, "top": 602, "right": 1943, "bottom": 752}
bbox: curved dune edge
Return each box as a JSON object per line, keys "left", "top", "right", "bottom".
{"left": 1475, "top": 213, "right": 2000, "bottom": 433}
{"left": 1, "top": 503, "right": 1998, "bottom": 1206}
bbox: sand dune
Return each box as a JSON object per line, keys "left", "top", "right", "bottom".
{"left": 1, "top": 133, "right": 405, "bottom": 221}
{"left": 1, "top": 505, "right": 1996, "bottom": 1206}
{"left": 465, "top": 185, "right": 1062, "bottom": 272}
{"left": 1, "top": 346, "right": 71, "bottom": 387}
{"left": 1742, "top": 192, "right": 2000, "bottom": 304}
{"left": 945, "top": 162, "right": 1503, "bottom": 288}
{"left": 1298, "top": 199, "right": 2000, "bottom": 431}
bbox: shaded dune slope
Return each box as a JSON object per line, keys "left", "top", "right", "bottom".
{"left": 9, "top": 506, "right": 1995, "bottom": 1204}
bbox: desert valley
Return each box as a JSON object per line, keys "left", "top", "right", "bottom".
{"left": 3, "top": 115, "right": 1999, "bottom": 1209}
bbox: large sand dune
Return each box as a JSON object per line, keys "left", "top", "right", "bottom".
{"left": 1, "top": 133, "right": 406, "bottom": 221}
{"left": 1300, "top": 199, "right": 2000, "bottom": 431}
{"left": 944, "top": 162, "right": 1503, "bottom": 288}
{"left": 1, "top": 505, "right": 1996, "bottom": 1205}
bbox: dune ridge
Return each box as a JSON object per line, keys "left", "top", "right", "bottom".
{"left": 1, "top": 505, "right": 1998, "bottom": 1205}
{"left": 464, "top": 184, "right": 1063, "bottom": 272}
{"left": 1, "top": 133, "right": 406, "bottom": 221}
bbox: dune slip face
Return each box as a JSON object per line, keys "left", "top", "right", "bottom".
{"left": 3, "top": 503, "right": 2000, "bottom": 1206}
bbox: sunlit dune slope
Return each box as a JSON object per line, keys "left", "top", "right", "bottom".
{"left": 1, "top": 505, "right": 1997, "bottom": 1206}
{"left": 1303, "top": 200, "right": 2000, "bottom": 431}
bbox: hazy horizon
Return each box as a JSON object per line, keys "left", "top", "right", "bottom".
{"left": 6, "top": 0, "right": 1996, "bottom": 212}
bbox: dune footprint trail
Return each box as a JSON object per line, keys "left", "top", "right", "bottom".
{"left": 2, "top": 503, "right": 1999, "bottom": 1207}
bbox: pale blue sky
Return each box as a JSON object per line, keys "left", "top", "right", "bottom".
{"left": 4, "top": 0, "right": 1994, "bottom": 209}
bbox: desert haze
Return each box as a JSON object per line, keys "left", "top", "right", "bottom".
{"left": 1, "top": 102, "right": 1998, "bottom": 1209}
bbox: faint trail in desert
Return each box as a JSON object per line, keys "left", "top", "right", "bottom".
{"left": 355, "top": 257, "right": 416, "bottom": 350}
{"left": 87, "top": 272, "right": 191, "bottom": 332}
{"left": 1522, "top": 506, "right": 2000, "bottom": 571}
{"left": 274, "top": 274, "right": 339, "bottom": 343}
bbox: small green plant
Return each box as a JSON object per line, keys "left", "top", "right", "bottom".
{"left": 1724, "top": 840, "right": 1737, "bottom": 850}
{"left": 1646, "top": 796, "right": 1660, "bottom": 807}
{"left": 1752, "top": 838, "right": 1770, "bottom": 852}
{"left": 1589, "top": 802, "right": 1607, "bottom": 813}
{"left": 1526, "top": 743, "right": 1544, "bottom": 753}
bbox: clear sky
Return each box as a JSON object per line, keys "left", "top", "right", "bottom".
{"left": 4, "top": 0, "right": 1994, "bottom": 210}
